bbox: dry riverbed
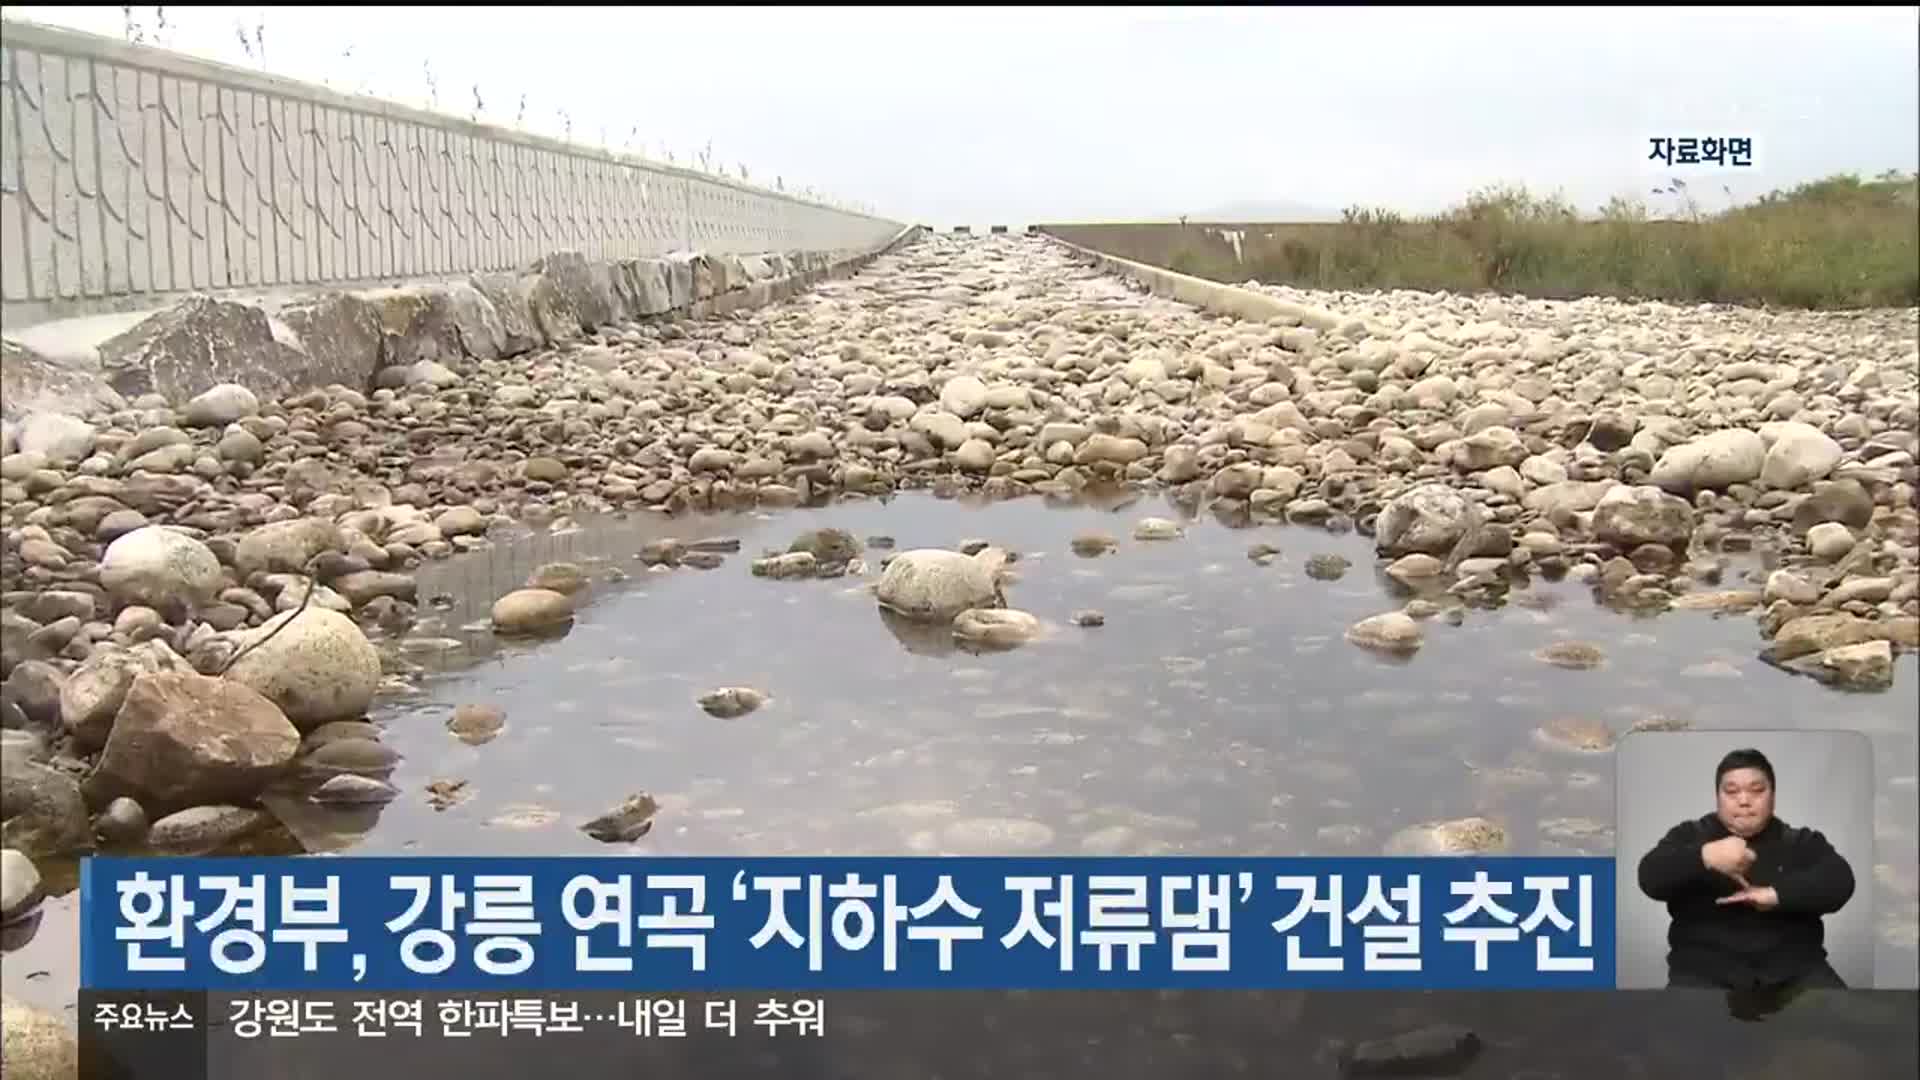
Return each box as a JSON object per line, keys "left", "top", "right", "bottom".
{"left": 2, "top": 234, "right": 1917, "bottom": 1069}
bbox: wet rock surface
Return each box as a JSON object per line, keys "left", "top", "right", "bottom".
{"left": 0, "top": 753, "right": 91, "bottom": 858}
{"left": 1347, "top": 612, "right": 1423, "bottom": 655}
{"left": 447, "top": 703, "right": 507, "bottom": 745}
{"left": 310, "top": 774, "right": 400, "bottom": 805}
{"left": 221, "top": 608, "right": 383, "bottom": 731}
{"left": 582, "top": 793, "right": 659, "bottom": 843}
{"left": 876, "top": 549, "right": 1006, "bottom": 620}
{"left": 145, "top": 804, "right": 271, "bottom": 854}
{"left": 0, "top": 848, "right": 42, "bottom": 924}
{"left": 952, "top": 608, "right": 1043, "bottom": 651}
{"left": 491, "top": 589, "right": 575, "bottom": 634}
{"left": 697, "top": 687, "right": 769, "bottom": 719}
{"left": 83, "top": 671, "right": 299, "bottom": 815}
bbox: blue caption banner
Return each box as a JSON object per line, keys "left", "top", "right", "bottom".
{"left": 81, "top": 856, "right": 1616, "bottom": 991}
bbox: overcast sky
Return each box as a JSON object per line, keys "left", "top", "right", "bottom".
{"left": 6, "top": 5, "right": 1916, "bottom": 224}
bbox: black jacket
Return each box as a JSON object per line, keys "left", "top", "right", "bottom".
{"left": 1636, "top": 813, "right": 1856, "bottom": 988}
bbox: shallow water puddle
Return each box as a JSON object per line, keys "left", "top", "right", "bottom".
{"left": 6, "top": 491, "right": 1917, "bottom": 1013}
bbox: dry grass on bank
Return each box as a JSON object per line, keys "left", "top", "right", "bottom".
{"left": 1045, "top": 172, "right": 1919, "bottom": 310}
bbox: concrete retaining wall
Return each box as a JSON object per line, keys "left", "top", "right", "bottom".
{"left": 1036, "top": 229, "right": 1344, "bottom": 332}
{"left": 0, "top": 17, "right": 905, "bottom": 328}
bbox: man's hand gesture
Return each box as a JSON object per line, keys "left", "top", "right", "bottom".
{"left": 1701, "top": 835, "right": 1756, "bottom": 882}
{"left": 1716, "top": 885, "right": 1780, "bottom": 911}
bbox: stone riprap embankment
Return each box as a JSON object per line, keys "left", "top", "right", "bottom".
{"left": 2, "top": 232, "right": 1917, "bottom": 881}
{"left": 1, "top": 246, "right": 878, "bottom": 422}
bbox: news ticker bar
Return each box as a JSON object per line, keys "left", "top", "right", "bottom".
{"left": 90, "top": 989, "right": 830, "bottom": 1043}
{"left": 75, "top": 986, "right": 1920, "bottom": 1080}
{"left": 83, "top": 855, "right": 1616, "bottom": 991}
{"left": 80, "top": 989, "right": 847, "bottom": 1080}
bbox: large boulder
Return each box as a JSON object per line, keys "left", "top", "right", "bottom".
{"left": 234, "top": 518, "right": 346, "bottom": 577}
{"left": 1649, "top": 429, "right": 1766, "bottom": 494}
{"left": 60, "top": 639, "right": 195, "bottom": 751}
{"left": 1375, "top": 484, "right": 1473, "bottom": 555}
{"left": 467, "top": 273, "right": 544, "bottom": 357}
{"left": 1792, "top": 640, "right": 1894, "bottom": 691}
{"left": 614, "top": 258, "right": 675, "bottom": 318}
{"left": 99, "top": 526, "right": 225, "bottom": 610}
{"left": 272, "top": 291, "right": 386, "bottom": 393}
{"left": 521, "top": 273, "right": 585, "bottom": 346}
{"left": 663, "top": 256, "right": 696, "bottom": 309}
{"left": 1592, "top": 484, "right": 1696, "bottom": 550}
{"left": 97, "top": 295, "right": 312, "bottom": 404}
{"left": 84, "top": 671, "right": 300, "bottom": 814}
{"left": 1766, "top": 613, "right": 1886, "bottom": 663}
{"left": 530, "top": 251, "right": 617, "bottom": 332}
{"left": 1, "top": 338, "right": 123, "bottom": 422}
{"left": 1758, "top": 422, "right": 1843, "bottom": 490}
{"left": 368, "top": 282, "right": 506, "bottom": 368}
{"left": 588, "top": 258, "right": 632, "bottom": 318}
{"left": 221, "top": 608, "right": 382, "bottom": 731}
{"left": 678, "top": 252, "right": 718, "bottom": 302}
{"left": 0, "top": 748, "right": 92, "bottom": 858}
{"left": 876, "top": 549, "right": 1005, "bottom": 622}
{"left": 739, "top": 254, "right": 776, "bottom": 282}
{"left": 708, "top": 255, "right": 747, "bottom": 294}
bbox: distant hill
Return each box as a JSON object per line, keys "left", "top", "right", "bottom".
{"left": 1184, "top": 199, "right": 1343, "bottom": 223}
{"left": 1035, "top": 199, "right": 1344, "bottom": 227}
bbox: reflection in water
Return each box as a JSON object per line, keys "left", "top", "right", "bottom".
{"left": 1, "top": 908, "right": 43, "bottom": 952}
{"left": 258, "top": 790, "right": 392, "bottom": 854}
{"left": 877, "top": 606, "right": 963, "bottom": 658}
{"left": 6, "top": 492, "right": 1918, "bottom": 1031}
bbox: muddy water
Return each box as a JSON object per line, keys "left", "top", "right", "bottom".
{"left": 7, "top": 492, "right": 1917, "bottom": 1021}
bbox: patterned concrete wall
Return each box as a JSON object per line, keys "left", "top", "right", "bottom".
{"left": 0, "top": 17, "right": 904, "bottom": 327}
